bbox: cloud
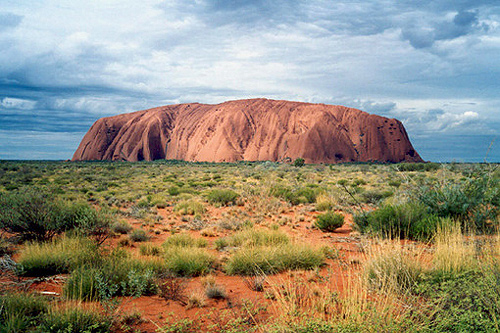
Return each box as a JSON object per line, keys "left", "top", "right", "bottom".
{"left": 0, "top": 0, "right": 499, "bottom": 161}
{"left": 0, "top": 13, "right": 23, "bottom": 31}
{"left": 0, "top": 97, "right": 36, "bottom": 110}
{"left": 400, "top": 9, "right": 481, "bottom": 49}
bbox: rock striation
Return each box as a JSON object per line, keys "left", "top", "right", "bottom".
{"left": 72, "top": 98, "right": 423, "bottom": 163}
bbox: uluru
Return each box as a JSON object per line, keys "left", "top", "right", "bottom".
{"left": 72, "top": 98, "right": 423, "bottom": 163}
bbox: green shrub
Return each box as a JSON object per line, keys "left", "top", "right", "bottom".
{"left": 0, "top": 190, "right": 71, "bottom": 241}
{"left": 0, "top": 190, "right": 111, "bottom": 242}
{"left": 270, "top": 185, "right": 318, "bottom": 205}
{"left": 17, "top": 237, "right": 99, "bottom": 276}
{"left": 173, "top": 200, "right": 206, "bottom": 215}
{"left": 359, "top": 189, "right": 393, "bottom": 204}
{"left": 415, "top": 267, "right": 500, "bottom": 332}
{"left": 168, "top": 186, "right": 181, "bottom": 196}
{"left": 163, "top": 233, "right": 207, "bottom": 248}
{"left": 111, "top": 221, "right": 132, "bottom": 234}
{"left": 315, "top": 211, "right": 344, "bottom": 232}
{"left": 293, "top": 158, "right": 305, "bottom": 167}
{"left": 395, "top": 163, "right": 440, "bottom": 172}
{"left": 129, "top": 229, "right": 149, "bottom": 242}
{"left": 354, "top": 202, "right": 447, "bottom": 240}
{"left": 417, "top": 169, "right": 499, "bottom": 233}
{"left": 207, "top": 189, "right": 239, "bottom": 206}
{"left": 163, "top": 247, "right": 215, "bottom": 277}
{"left": 225, "top": 244, "right": 324, "bottom": 275}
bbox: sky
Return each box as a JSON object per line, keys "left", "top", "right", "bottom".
{"left": 0, "top": 0, "right": 499, "bottom": 162}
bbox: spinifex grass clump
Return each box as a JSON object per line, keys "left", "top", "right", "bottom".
{"left": 39, "top": 306, "right": 112, "bottom": 333}
{"left": 64, "top": 249, "right": 161, "bottom": 300}
{"left": 140, "top": 242, "right": 163, "bottom": 256}
{"left": 225, "top": 244, "right": 324, "bottom": 275}
{"left": 219, "top": 229, "right": 323, "bottom": 275}
{"left": 159, "top": 233, "right": 215, "bottom": 277}
{"left": 0, "top": 292, "right": 49, "bottom": 332}
{"left": 17, "top": 236, "right": 99, "bottom": 276}
{"left": 215, "top": 229, "right": 289, "bottom": 250}
{"left": 162, "top": 247, "right": 215, "bottom": 277}
{"left": 173, "top": 200, "right": 206, "bottom": 215}
{"left": 163, "top": 233, "right": 208, "bottom": 248}
{"left": 364, "top": 242, "right": 423, "bottom": 294}
{"left": 314, "top": 211, "right": 344, "bottom": 232}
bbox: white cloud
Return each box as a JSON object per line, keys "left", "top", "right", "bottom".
{"left": 0, "top": 97, "right": 36, "bottom": 110}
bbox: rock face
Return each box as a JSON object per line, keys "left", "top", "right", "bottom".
{"left": 72, "top": 98, "right": 423, "bottom": 163}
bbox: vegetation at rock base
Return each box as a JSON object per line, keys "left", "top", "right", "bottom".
{"left": 0, "top": 160, "right": 498, "bottom": 332}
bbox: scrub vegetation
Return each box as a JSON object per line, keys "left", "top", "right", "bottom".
{"left": 0, "top": 160, "right": 498, "bottom": 332}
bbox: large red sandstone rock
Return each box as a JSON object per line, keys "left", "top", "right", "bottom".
{"left": 72, "top": 98, "right": 423, "bottom": 163}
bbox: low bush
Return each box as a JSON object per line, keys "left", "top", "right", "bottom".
{"left": 173, "top": 200, "right": 206, "bottom": 216}
{"left": 158, "top": 275, "right": 188, "bottom": 304}
{"left": 415, "top": 267, "right": 500, "bottom": 332}
{"left": 17, "top": 237, "right": 99, "bottom": 276}
{"left": 207, "top": 189, "right": 239, "bottom": 206}
{"left": 60, "top": 201, "right": 112, "bottom": 244}
{"left": 168, "top": 186, "right": 181, "bottom": 196}
{"left": 0, "top": 190, "right": 110, "bottom": 242}
{"left": 0, "top": 190, "right": 66, "bottom": 241}
{"left": 293, "top": 157, "right": 305, "bottom": 167}
{"left": 129, "top": 229, "right": 149, "bottom": 242}
{"left": 395, "top": 163, "right": 440, "bottom": 172}
{"left": 354, "top": 202, "right": 448, "bottom": 240}
{"left": 269, "top": 185, "right": 319, "bottom": 205}
{"left": 314, "top": 211, "right": 344, "bottom": 232}
{"left": 417, "top": 168, "right": 499, "bottom": 233}
{"left": 225, "top": 244, "right": 324, "bottom": 275}
{"left": 359, "top": 189, "right": 393, "bottom": 204}
{"left": 112, "top": 221, "right": 132, "bottom": 234}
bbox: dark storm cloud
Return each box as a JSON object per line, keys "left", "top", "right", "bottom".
{"left": 401, "top": 9, "right": 480, "bottom": 49}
